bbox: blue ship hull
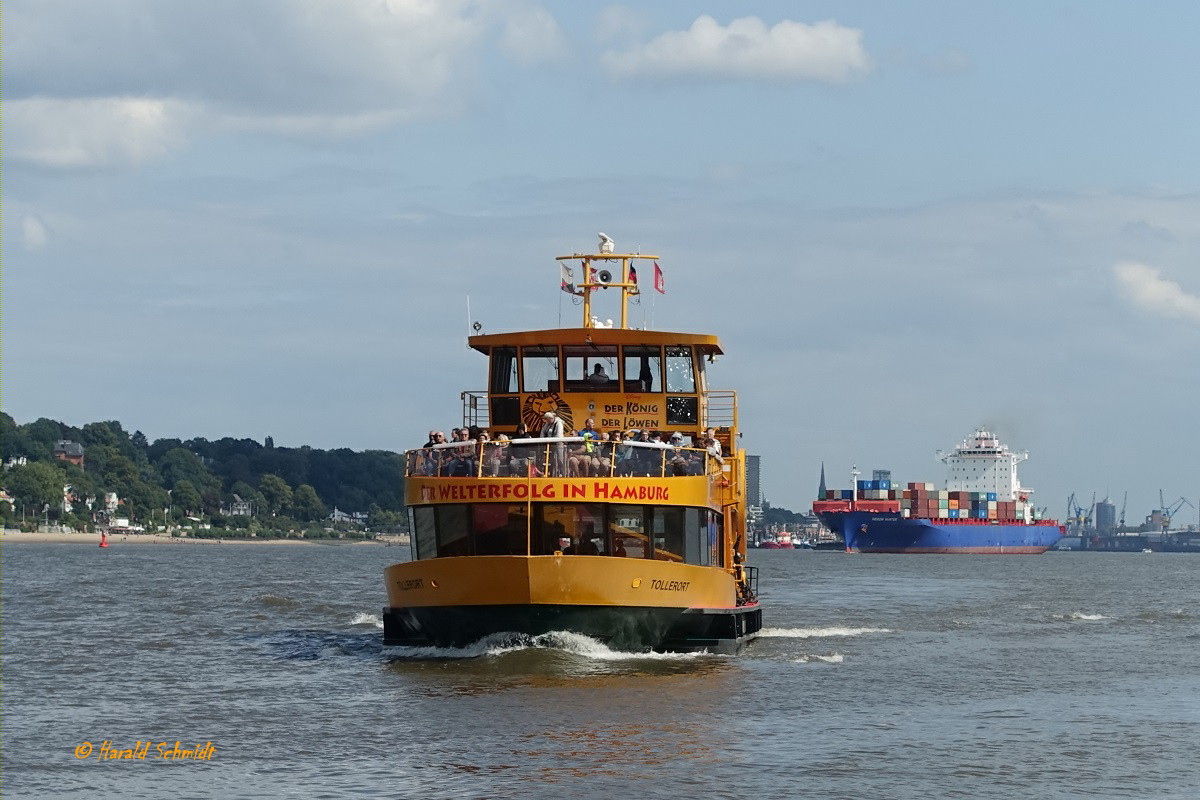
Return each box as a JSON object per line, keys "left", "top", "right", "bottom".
{"left": 816, "top": 511, "right": 1063, "bottom": 554}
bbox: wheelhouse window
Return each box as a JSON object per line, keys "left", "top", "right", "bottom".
{"left": 665, "top": 346, "right": 696, "bottom": 393}
{"left": 563, "top": 345, "right": 617, "bottom": 392}
{"left": 521, "top": 346, "right": 559, "bottom": 392}
{"left": 490, "top": 347, "right": 518, "bottom": 394}
{"left": 622, "top": 346, "right": 663, "bottom": 393}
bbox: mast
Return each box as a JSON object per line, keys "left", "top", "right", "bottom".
{"left": 556, "top": 234, "right": 658, "bottom": 330}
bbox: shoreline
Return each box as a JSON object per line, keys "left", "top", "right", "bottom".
{"left": 0, "top": 530, "right": 407, "bottom": 547}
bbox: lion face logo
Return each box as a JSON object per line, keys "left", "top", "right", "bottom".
{"left": 523, "top": 392, "right": 575, "bottom": 432}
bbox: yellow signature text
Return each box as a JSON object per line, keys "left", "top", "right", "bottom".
{"left": 74, "top": 740, "right": 216, "bottom": 761}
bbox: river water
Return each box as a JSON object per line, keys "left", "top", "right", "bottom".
{"left": 3, "top": 543, "right": 1198, "bottom": 799}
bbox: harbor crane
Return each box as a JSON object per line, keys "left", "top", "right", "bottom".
{"left": 1162, "top": 496, "right": 1194, "bottom": 529}
{"left": 1119, "top": 491, "right": 1127, "bottom": 528}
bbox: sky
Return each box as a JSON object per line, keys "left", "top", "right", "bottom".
{"left": 4, "top": 1, "right": 1199, "bottom": 526}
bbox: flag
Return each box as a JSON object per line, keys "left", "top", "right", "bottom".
{"left": 629, "top": 265, "right": 638, "bottom": 287}
{"left": 653, "top": 261, "right": 665, "bottom": 294}
{"left": 560, "top": 264, "right": 575, "bottom": 294}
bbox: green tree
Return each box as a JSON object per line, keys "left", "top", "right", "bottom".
{"left": 291, "top": 484, "right": 326, "bottom": 522}
{"left": 157, "top": 447, "right": 220, "bottom": 495}
{"left": 172, "top": 480, "right": 203, "bottom": 515}
{"left": 5, "top": 462, "right": 65, "bottom": 517}
{"left": 258, "top": 474, "right": 292, "bottom": 516}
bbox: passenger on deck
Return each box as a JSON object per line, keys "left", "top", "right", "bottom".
{"left": 483, "top": 432, "right": 506, "bottom": 477}
{"left": 540, "top": 411, "right": 567, "bottom": 476}
{"left": 591, "top": 431, "right": 614, "bottom": 476}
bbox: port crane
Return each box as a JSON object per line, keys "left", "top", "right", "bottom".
{"left": 1119, "top": 491, "right": 1127, "bottom": 528}
{"left": 1160, "top": 493, "right": 1194, "bottom": 530}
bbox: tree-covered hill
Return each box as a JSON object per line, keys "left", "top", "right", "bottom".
{"left": 1, "top": 413, "right": 406, "bottom": 533}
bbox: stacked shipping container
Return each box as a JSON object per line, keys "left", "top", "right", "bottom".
{"left": 817, "top": 480, "right": 1042, "bottom": 523}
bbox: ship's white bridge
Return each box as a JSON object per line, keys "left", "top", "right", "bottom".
{"left": 937, "top": 428, "right": 1032, "bottom": 502}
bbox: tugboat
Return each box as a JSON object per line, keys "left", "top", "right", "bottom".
{"left": 382, "top": 235, "right": 761, "bottom": 653}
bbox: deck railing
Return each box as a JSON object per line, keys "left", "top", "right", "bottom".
{"left": 405, "top": 438, "right": 723, "bottom": 480}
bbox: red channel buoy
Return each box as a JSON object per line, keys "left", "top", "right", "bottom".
{"left": 99, "top": 531, "right": 109, "bottom": 548}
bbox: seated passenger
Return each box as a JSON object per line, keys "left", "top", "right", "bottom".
{"left": 585, "top": 363, "right": 610, "bottom": 384}
{"left": 591, "top": 431, "right": 614, "bottom": 476}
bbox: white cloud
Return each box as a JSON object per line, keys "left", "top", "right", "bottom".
{"left": 22, "top": 216, "right": 48, "bottom": 250}
{"left": 602, "top": 15, "right": 872, "bottom": 83}
{"left": 5, "top": 97, "right": 192, "bottom": 167}
{"left": 1113, "top": 262, "right": 1200, "bottom": 324}
{"left": 496, "top": 1, "right": 568, "bottom": 65}
{"left": 5, "top": 0, "right": 566, "bottom": 165}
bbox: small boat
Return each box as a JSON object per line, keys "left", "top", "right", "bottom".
{"left": 382, "top": 236, "right": 762, "bottom": 653}
{"left": 1142, "top": 548, "right": 1153, "bottom": 554}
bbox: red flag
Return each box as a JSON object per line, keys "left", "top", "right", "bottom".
{"left": 629, "top": 265, "right": 638, "bottom": 286}
{"left": 653, "top": 262, "right": 665, "bottom": 294}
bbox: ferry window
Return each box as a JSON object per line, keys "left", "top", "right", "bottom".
{"left": 665, "top": 346, "right": 696, "bottom": 393}
{"left": 684, "top": 508, "right": 706, "bottom": 565}
{"left": 521, "top": 346, "right": 559, "bottom": 393}
{"left": 413, "top": 506, "right": 437, "bottom": 560}
{"left": 608, "top": 504, "right": 648, "bottom": 559}
{"left": 708, "top": 510, "right": 724, "bottom": 567}
{"left": 532, "top": 503, "right": 605, "bottom": 555}
{"left": 651, "top": 507, "right": 685, "bottom": 562}
{"left": 666, "top": 396, "right": 699, "bottom": 426}
{"left": 435, "top": 504, "right": 471, "bottom": 557}
{"left": 490, "top": 347, "right": 518, "bottom": 394}
{"left": 622, "top": 346, "right": 662, "bottom": 393}
{"left": 472, "top": 504, "right": 529, "bottom": 556}
{"left": 563, "top": 345, "right": 618, "bottom": 392}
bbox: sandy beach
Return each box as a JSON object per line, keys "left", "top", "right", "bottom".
{"left": 0, "top": 529, "right": 404, "bottom": 546}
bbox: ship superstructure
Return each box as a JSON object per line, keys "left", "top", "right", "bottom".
{"left": 938, "top": 428, "right": 1030, "bottom": 502}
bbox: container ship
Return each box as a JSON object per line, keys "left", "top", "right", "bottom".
{"left": 382, "top": 235, "right": 762, "bottom": 652}
{"left": 812, "top": 429, "right": 1063, "bottom": 554}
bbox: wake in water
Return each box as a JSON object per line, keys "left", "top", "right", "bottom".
{"left": 793, "top": 653, "right": 845, "bottom": 664}
{"left": 384, "top": 630, "right": 722, "bottom": 661}
{"left": 1052, "top": 612, "right": 1108, "bottom": 622}
{"left": 760, "top": 626, "right": 891, "bottom": 639}
{"left": 349, "top": 612, "right": 384, "bottom": 629}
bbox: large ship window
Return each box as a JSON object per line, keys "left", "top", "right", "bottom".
{"left": 521, "top": 346, "right": 559, "bottom": 392}
{"left": 413, "top": 506, "right": 437, "bottom": 560}
{"left": 435, "top": 504, "right": 471, "bottom": 556}
{"left": 665, "top": 346, "right": 696, "bottom": 393}
{"left": 608, "top": 504, "right": 648, "bottom": 559}
{"left": 708, "top": 509, "right": 724, "bottom": 567}
{"left": 532, "top": 503, "right": 606, "bottom": 555}
{"left": 472, "top": 504, "right": 529, "bottom": 555}
{"left": 684, "top": 508, "right": 706, "bottom": 565}
{"left": 652, "top": 507, "right": 685, "bottom": 562}
{"left": 622, "top": 346, "right": 662, "bottom": 393}
{"left": 490, "top": 347, "right": 518, "bottom": 394}
{"left": 563, "top": 345, "right": 617, "bottom": 392}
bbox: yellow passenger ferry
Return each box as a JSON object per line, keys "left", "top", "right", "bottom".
{"left": 382, "top": 237, "right": 761, "bottom": 653}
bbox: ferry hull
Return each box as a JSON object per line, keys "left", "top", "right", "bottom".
{"left": 382, "top": 555, "right": 761, "bottom": 653}
{"left": 816, "top": 511, "right": 1062, "bottom": 554}
{"left": 383, "top": 602, "right": 761, "bottom": 654}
